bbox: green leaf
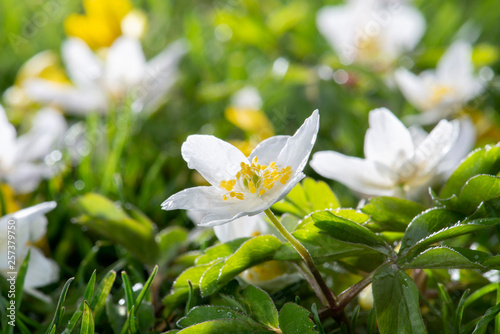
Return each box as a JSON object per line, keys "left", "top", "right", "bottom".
{"left": 201, "top": 236, "right": 282, "bottom": 296}
{"left": 156, "top": 226, "right": 188, "bottom": 265}
{"left": 177, "top": 306, "right": 249, "bottom": 328}
{"left": 403, "top": 247, "right": 488, "bottom": 270}
{"left": 239, "top": 285, "right": 279, "bottom": 328}
{"left": 177, "top": 319, "right": 268, "bottom": 334}
{"left": 456, "top": 289, "right": 471, "bottom": 333}
{"left": 362, "top": 197, "right": 424, "bottom": 232}
{"left": 196, "top": 238, "right": 249, "bottom": 265}
{"left": 45, "top": 277, "right": 74, "bottom": 334}
{"left": 73, "top": 193, "right": 158, "bottom": 264}
{"left": 440, "top": 144, "right": 500, "bottom": 199}
{"left": 472, "top": 303, "right": 500, "bottom": 334}
{"left": 273, "top": 221, "right": 372, "bottom": 261}
{"left": 272, "top": 178, "right": 340, "bottom": 217}
{"left": 121, "top": 272, "right": 135, "bottom": 311}
{"left": 63, "top": 270, "right": 97, "bottom": 334}
{"left": 373, "top": 263, "right": 425, "bottom": 334}
{"left": 311, "top": 210, "right": 391, "bottom": 255}
{"left": 455, "top": 175, "right": 500, "bottom": 213}
{"left": 464, "top": 283, "right": 499, "bottom": 308}
{"left": 400, "top": 217, "right": 500, "bottom": 262}
{"left": 279, "top": 303, "right": 318, "bottom": 334}
{"left": 302, "top": 178, "right": 341, "bottom": 212}
{"left": 90, "top": 270, "right": 116, "bottom": 318}
{"left": 399, "top": 208, "right": 464, "bottom": 257}
{"left": 134, "top": 266, "right": 158, "bottom": 310}
{"left": 15, "top": 250, "right": 30, "bottom": 313}
{"left": 80, "top": 301, "right": 94, "bottom": 334}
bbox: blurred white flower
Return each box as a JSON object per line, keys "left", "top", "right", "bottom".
{"left": 0, "top": 202, "right": 59, "bottom": 290}
{"left": 162, "top": 110, "right": 319, "bottom": 226}
{"left": 395, "top": 41, "right": 484, "bottom": 124}
{"left": 317, "top": 0, "right": 425, "bottom": 69}
{"left": 310, "top": 108, "right": 474, "bottom": 198}
{"left": 24, "top": 37, "right": 187, "bottom": 115}
{"left": 0, "top": 105, "right": 67, "bottom": 194}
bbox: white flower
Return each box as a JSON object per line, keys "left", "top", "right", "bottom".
{"left": 317, "top": 0, "right": 425, "bottom": 68}
{"left": 24, "top": 37, "right": 187, "bottom": 115}
{"left": 162, "top": 110, "right": 320, "bottom": 226}
{"left": 0, "top": 105, "right": 67, "bottom": 194}
{"left": 0, "top": 202, "right": 59, "bottom": 290}
{"left": 310, "top": 108, "right": 473, "bottom": 198}
{"left": 395, "top": 41, "right": 484, "bottom": 124}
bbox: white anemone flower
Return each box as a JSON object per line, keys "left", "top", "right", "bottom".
{"left": 162, "top": 110, "right": 320, "bottom": 226}
{"left": 310, "top": 108, "right": 474, "bottom": 198}
{"left": 0, "top": 105, "right": 67, "bottom": 194}
{"left": 317, "top": 0, "right": 425, "bottom": 69}
{"left": 24, "top": 36, "right": 187, "bottom": 115}
{"left": 0, "top": 202, "right": 59, "bottom": 290}
{"left": 395, "top": 41, "right": 484, "bottom": 124}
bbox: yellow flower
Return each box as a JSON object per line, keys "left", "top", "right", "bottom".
{"left": 3, "top": 51, "right": 69, "bottom": 111}
{"left": 0, "top": 184, "right": 21, "bottom": 215}
{"left": 64, "top": 0, "right": 146, "bottom": 49}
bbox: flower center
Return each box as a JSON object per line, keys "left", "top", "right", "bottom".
{"left": 219, "top": 156, "right": 293, "bottom": 201}
{"left": 430, "top": 84, "right": 455, "bottom": 106}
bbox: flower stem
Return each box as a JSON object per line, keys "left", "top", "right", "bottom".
{"left": 337, "top": 271, "right": 374, "bottom": 310}
{"left": 264, "top": 209, "right": 337, "bottom": 309}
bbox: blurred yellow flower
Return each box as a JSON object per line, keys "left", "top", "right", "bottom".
{"left": 3, "top": 51, "right": 69, "bottom": 111}
{"left": 0, "top": 184, "right": 21, "bottom": 214}
{"left": 64, "top": 0, "right": 146, "bottom": 49}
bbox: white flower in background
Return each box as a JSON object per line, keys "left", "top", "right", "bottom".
{"left": 395, "top": 41, "right": 484, "bottom": 124}
{"left": 310, "top": 108, "right": 474, "bottom": 198}
{"left": 0, "top": 202, "right": 59, "bottom": 289}
{"left": 24, "top": 37, "right": 187, "bottom": 115}
{"left": 317, "top": 0, "right": 425, "bottom": 69}
{"left": 0, "top": 105, "right": 66, "bottom": 194}
{"left": 162, "top": 110, "right": 319, "bottom": 226}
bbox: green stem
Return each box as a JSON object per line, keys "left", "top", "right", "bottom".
{"left": 0, "top": 185, "right": 7, "bottom": 217}
{"left": 264, "top": 209, "right": 337, "bottom": 309}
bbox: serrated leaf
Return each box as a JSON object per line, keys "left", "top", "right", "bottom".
{"left": 403, "top": 246, "right": 488, "bottom": 270}
{"left": 311, "top": 210, "right": 391, "bottom": 255}
{"left": 196, "top": 238, "right": 249, "bottom": 265}
{"left": 273, "top": 181, "right": 309, "bottom": 217}
{"left": 273, "top": 221, "right": 372, "bottom": 261}
{"left": 401, "top": 217, "right": 500, "bottom": 262}
{"left": 81, "top": 302, "right": 94, "bottom": 334}
{"left": 279, "top": 303, "right": 318, "bottom": 334}
{"left": 373, "top": 264, "right": 425, "bottom": 334}
{"left": 177, "top": 306, "right": 249, "bottom": 328}
{"left": 302, "top": 178, "right": 340, "bottom": 212}
{"left": 200, "top": 260, "right": 226, "bottom": 296}
{"left": 456, "top": 175, "right": 500, "bottom": 213}
{"left": 362, "top": 197, "right": 424, "bottom": 232}
{"left": 440, "top": 144, "right": 500, "bottom": 199}
{"left": 239, "top": 285, "right": 279, "bottom": 328}
{"left": 399, "top": 208, "right": 464, "bottom": 257}
{"left": 177, "top": 319, "right": 268, "bottom": 334}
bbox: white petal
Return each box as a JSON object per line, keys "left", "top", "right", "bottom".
{"left": 316, "top": 5, "right": 357, "bottom": 63}
{"left": 135, "top": 40, "right": 187, "bottom": 113}
{"left": 437, "top": 41, "right": 474, "bottom": 88}
{"left": 24, "top": 79, "right": 108, "bottom": 115}
{"left": 0, "top": 104, "right": 17, "bottom": 172}
{"left": 213, "top": 214, "right": 272, "bottom": 243}
{"left": 310, "top": 151, "right": 395, "bottom": 197}
{"left": 6, "top": 163, "right": 51, "bottom": 194}
{"left": 394, "top": 68, "right": 430, "bottom": 111}
{"left": 249, "top": 135, "right": 289, "bottom": 165}
{"left": 181, "top": 135, "right": 247, "bottom": 186}
{"left": 276, "top": 110, "right": 319, "bottom": 175}
{"left": 62, "top": 38, "right": 103, "bottom": 87}
{"left": 438, "top": 116, "right": 476, "bottom": 177}
{"left": 364, "top": 108, "right": 414, "bottom": 167}
{"left": 15, "top": 108, "right": 66, "bottom": 163}
{"left": 105, "top": 36, "right": 146, "bottom": 97}
{"left": 383, "top": 5, "right": 426, "bottom": 56}
{"left": 412, "top": 119, "right": 459, "bottom": 177}
{"left": 23, "top": 247, "right": 59, "bottom": 289}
